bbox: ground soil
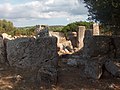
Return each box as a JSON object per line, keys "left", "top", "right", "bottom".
{"left": 0, "top": 58, "right": 120, "bottom": 90}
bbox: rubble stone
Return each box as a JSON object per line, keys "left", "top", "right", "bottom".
{"left": 105, "top": 60, "right": 120, "bottom": 77}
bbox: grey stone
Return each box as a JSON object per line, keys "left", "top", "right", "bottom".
{"left": 0, "top": 37, "right": 7, "bottom": 64}
{"left": 36, "top": 65, "right": 57, "bottom": 84}
{"left": 35, "top": 25, "right": 49, "bottom": 38}
{"left": 83, "top": 30, "right": 95, "bottom": 59}
{"left": 7, "top": 37, "right": 35, "bottom": 69}
{"left": 84, "top": 57, "right": 105, "bottom": 79}
{"left": 105, "top": 60, "right": 120, "bottom": 77}
{"left": 37, "top": 29, "right": 49, "bottom": 38}
{"left": 7, "top": 36, "right": 58, "bottom": 84}
{"left": 67, "top": 59, "right": 78, "bottom": 66}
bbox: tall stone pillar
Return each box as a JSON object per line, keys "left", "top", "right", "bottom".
{"left": 77, "top": 26, "right": 86, "bottom": 49}
{"left": 93, "top": 23, "right": 100, "bottom": 35}
{"left": 83, "top": 29, "right": 94, "bottom": 59}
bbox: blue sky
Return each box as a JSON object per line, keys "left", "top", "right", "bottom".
{"left": 0, "top": 0, "right": 88, "bottom": 27}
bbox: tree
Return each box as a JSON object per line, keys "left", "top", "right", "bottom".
{"left": 0, "top": 19, "right": 14, "bottom": 34}
{"left": 83, "top": 0, "right": 120, "bottom": 35}
{"left": 62, "top": 21, "right": 93, "bottom": 33}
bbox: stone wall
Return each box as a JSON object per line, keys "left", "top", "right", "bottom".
{"left": 67, "top": 32, "right": 77, "bottom": 48}
{"left": 0, "top": 35, "right": 58, "bottom": 85}
{"left": 84, "top": 35, "right": 120, "bottom": 58}
{"left": 49, "top": 31, "right": 66, "bottom": 43}
{"left": 82, "top": 30, "right": 120, "bottom": 79}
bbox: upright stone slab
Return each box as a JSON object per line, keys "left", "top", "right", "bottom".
{"left": 35, "top": 25, "right": 49, "bottom": 38}
{"left": 0, "top": 36, "right": 6, "bottom": 64}
{"left": 30, "top": 36, "right": 58, "bottom": 84}
{"left": 83, "top": 29, "right": 95, "bottom": 59}
{"left": 77, "top": 26, "right": 86, "bottom": 49}
{"left": 7, "top": 36, "right": 58, "bottom": 84}
{"left": 84, "top": 57, "right": 104, "bottom": 79}
{"left": 93, "top": 23, "right": 100, "bottom": 35}
{"left": 7, "top": 37, "right": 35, "bottom": 69}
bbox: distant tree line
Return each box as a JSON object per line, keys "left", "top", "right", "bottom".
{"left": 62, "top": 21, "right": 93, "bottom": 33}
{"left": 49, "top": 25, "right": 64, "bottom": 32}
{"left": 0, "top": 19, "right": 35, "bottom": 36}
{"left": 0, "top": 19, "right": 94, "bottom": 36}
{"left": 0, "top": 19, "right": 14, "bottom": 34}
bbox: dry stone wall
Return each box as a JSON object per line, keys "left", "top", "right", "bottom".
{"left": 82, "top": 30, "right": 120, "bottom": 79}
{"left": 6, "top": 35, "right": 58, "bottom": 84}
{"left": 0, "top": 37, "right": 7, "bottom": 64}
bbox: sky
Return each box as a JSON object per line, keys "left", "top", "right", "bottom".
{"left": 0, "top": 0, "right": 88, "bottom": 27}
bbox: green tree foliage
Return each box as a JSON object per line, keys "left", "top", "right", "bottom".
{"left": 8, "top": 26, "right": 35, "bottom": 36}
{"left": 0, "top": 19, "right": 35, "bottom": 36}
{"left": 62, "top": 21, "right": 93, "bottom": 33}
{"left": 49, "top": 25, "right": 64, "bottom": 32}
{"left": 0, "top": 19, "right": 14, "bottom": 34}
{"left": 83, "top": 0, "right": 120, "bottom": 35}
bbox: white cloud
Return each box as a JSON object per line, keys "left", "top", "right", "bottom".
{"left": 0, "top": 0, "right": 88, "bottom": 26}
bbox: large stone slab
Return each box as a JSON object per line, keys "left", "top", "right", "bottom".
{"left": 83, "top": 56, "right": 107, "bottom": 79}
{"left": 7, "top": 36, "right": 58, "bottom": 84}
{"left": 105, "top": 60, "right": 120, "bottom": 77}
{"left": 93, "top": 23, "right": 100, "bottom": 35}
{"left": 7, "top": 37, "right": 35, "bottom": 69}
{"left": 0, "top": 37, "right": 7, "bottom": 64}
{"left": 83, "top": 30, "right": 95, "bottom": 59}
{"left": 77, "top": 26, "right": 86, "bottom": 49}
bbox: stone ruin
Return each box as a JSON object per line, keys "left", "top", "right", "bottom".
{"left": 55, "top": 23, "right": 120, "bottom": 80}
{"left": 0, "top": 23, "right": 120, "bottom": 88}
{"left": 0, "top": 26, "right": 58, "bottom": 85}
{"left": 82, "top": 29, "right": 120, "bottom": 79}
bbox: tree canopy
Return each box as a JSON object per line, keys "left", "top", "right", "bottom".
{"left": 0, "top": 19, "right": 14, "bottom": 34}
{"left": 84, "top": 0, "right": 120, "bottom": 34}
{"left": 0, "top": 19, "right": 35, "bottom": 36}
{"left": 62, "top": 21, "right": 93, "bottom": 33}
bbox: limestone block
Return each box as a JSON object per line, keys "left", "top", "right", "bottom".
{"left": 93, "top": 23, "right": 100, "bottom": 35}
{"left": 77, "top": 26, "right": 86, "bottom": 48}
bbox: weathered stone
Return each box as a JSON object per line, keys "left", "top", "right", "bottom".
{"left": 83, "top": 30, "right": 95, "bottom": 59}
{"left": 49, "top": 31, "right": 66, "bottom": 43}
{"left": 105, "top": 60, "right": 120, "bottom": 77}
{"left": 93, "top": 23, "right": 100, "bottom": 35}
{"left": 77, "top": 26, "right": 86, "bottom": 49}
{"left": 57, "top": 40, "right": 74, "bottom": 55}
{"left": 36, "top": 65, "right": 57, "bottom": 84}
{"left": 35, "top": 25, "right": 49, "bottom": 38}
{"left": 7, "top": 36, "right": 58, "bottom": 84}
{"left": 0, "top": 37, "right": 7, "bottom": 64}
{"left": 37, "top": 29, "right": 49, "bottom": 38}
{"left": 31, "top": 36, "right": 58, "bottom": 68}
{"left": 93, "top": 36, "right": 110, "bottom": 57}
{"left": 7, "top": 37, "right": 35, "bottom": 69}
{"left": 67, "top": 59, "right": 78, "bottom": 66}
{"left": 67, "top": 32, "right": 77, "bottom": 48}
{"left": 84, "top": 56, "right": 106, "bottom": 79}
